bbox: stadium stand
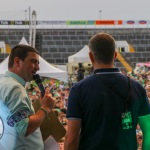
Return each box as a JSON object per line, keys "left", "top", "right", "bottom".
{"left": 0, "top": 28, "right": 150, "bottom": 71}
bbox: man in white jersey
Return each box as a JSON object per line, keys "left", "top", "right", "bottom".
{"left": 0, "top": 44, "right": 54, "bottom": 150}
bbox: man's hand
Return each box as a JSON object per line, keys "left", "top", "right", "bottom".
{"left": 40, "top": 93, "right": 55, "bottom": 113}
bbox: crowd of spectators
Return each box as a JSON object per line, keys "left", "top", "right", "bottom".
{"left": 25, "top": 64, "right": 150, "bottom": 150}
{"left": 68, "top": 65, "right": 93, "bottom": 85}
{"left": 26, "top": 78, "right": 69, "bottom": 150}
{"left": 121, "top": 65, "right": 150, "bottom": 150}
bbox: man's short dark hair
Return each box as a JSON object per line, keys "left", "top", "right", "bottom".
{"left": 8, "top": 44, "right": 39, "bottom": 69}
{"left": 88, "top": 33, "right": 116, "bottom": 64}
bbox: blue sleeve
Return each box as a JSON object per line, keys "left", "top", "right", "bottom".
{"left": 66, "top": 85, "right": 82, "bottom": 120}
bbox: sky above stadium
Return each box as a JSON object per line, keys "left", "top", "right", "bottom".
{"left": 0, "top": 0, "right": 149, "bottom": 20}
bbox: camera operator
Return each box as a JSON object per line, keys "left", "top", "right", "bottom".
{"left": 77, "top": 63, "right": 85, "bottom": 82}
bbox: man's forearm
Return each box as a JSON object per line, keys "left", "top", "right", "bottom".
{"left": 25, "top": 108, "right": 50, "bottom": 136}
{"left": 64, "top": 134, "right": 79, "bottom": 150}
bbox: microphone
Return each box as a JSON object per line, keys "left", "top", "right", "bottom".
{"left": 33, "top": 74, "right": 45, "bottom": 97}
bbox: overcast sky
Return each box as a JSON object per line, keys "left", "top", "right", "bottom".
{"left": 0, "top": 0, "right": 149, "bottom": 20}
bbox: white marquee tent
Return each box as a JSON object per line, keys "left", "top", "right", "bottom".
{"left": 0, "top": 37, "right": 68, "bottom": 82}
{"left": 0, "top": 56, "right": 68, "bottom": 82}
{"left": 68, "top": 45, "right": 90, "bottom": 63}
{"left": 67, "top": 45, "right": 92, "bottom": 74}
{"left": 68, "top": 41, "right": 129, "bottom": 63}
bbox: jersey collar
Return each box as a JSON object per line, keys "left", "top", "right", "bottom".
{"left": 4, "top": 71, "right": 26, "bottom": 87}
{"left": 94, "top": 68, "right": 121, "bottom": 74}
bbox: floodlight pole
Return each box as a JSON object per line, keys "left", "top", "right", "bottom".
{"left": 29, "top": 7, "right": 32, "bottom": 46}
{"left": 99, "top": 10, "right": 102, "bottom": 28}
{"left": 32, "top": 10, "right": 37, "bottom": 48}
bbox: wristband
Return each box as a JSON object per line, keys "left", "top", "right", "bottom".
{"left": 40, "top": 107, "right": 50, "bottom": 120}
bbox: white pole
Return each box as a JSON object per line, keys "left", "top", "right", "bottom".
{"left": 29, "top": 7, "right": 32, "bottom": 46}
{"left": 24, "top": 10, "right": 27, "bottom": 21}
{"left": 99, "top": 10, "right": 102, "bottom": 28}
{"left": 32, "top": 10, "right": 37, "bottom": 48}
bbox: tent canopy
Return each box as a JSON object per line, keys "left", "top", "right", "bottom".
{"left": 0, "top": 56, "right": 68, "bottom": 82}
{"left": 68, "top": 45, "right": 90, "bottom": 63}
{"left": 0, "top": 36, "right": 68, "bottom": 82}
{"left": 19, "top": 37, "right": 29, "bottom": 45}
{"left": 68, "top": 41, "right": 130, "bottom": 63}
{"left": 136, "top": 62, "right": 150, "bottom": 67}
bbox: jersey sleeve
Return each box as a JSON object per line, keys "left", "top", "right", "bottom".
{"left": 138, "top": 85, "right": 150, "bottom": 117}
{"left": 66, "top": 85, "right": 82, "bottom": 120}
{"left": 6, "top": 85, "right": 32, "bottom": 136}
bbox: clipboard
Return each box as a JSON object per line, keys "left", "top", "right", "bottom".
{"left": 32, "top": 100, "right": 66, "bottom": 141}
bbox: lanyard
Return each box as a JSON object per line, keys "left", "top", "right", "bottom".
{"left": 95, "top": 73, "right": 132, "bottom": 112}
